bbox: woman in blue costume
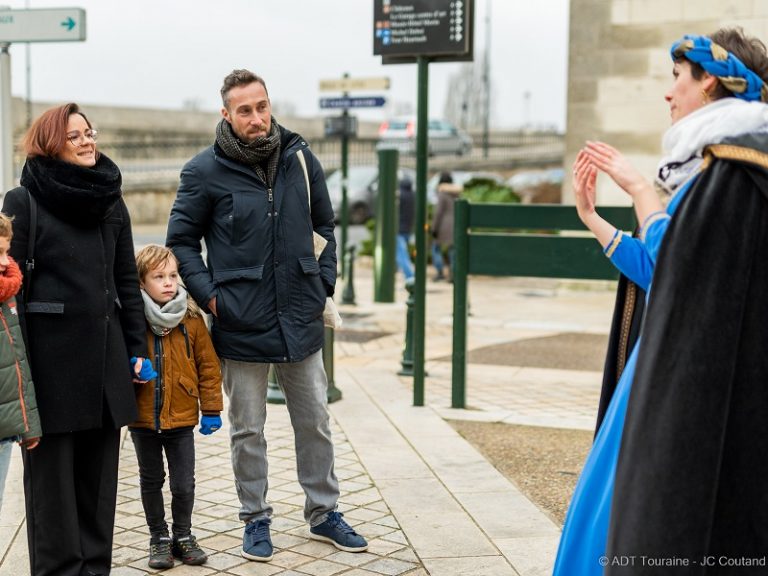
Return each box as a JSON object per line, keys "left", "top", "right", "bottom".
{"left": 553, "top": 28, "right": 768, "bottom": 575}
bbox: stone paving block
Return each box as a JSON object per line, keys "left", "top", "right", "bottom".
{"left": 290, "top": 540, "right": 337, "bottom": 558}
{"left": 495, "top": 535, "right": 559, "bottom": 576}
{"left": 269, "top": 550, "right": 314, "bottom": 570}
{"left": 227, "top": 561, "right": 284, "bottom": 576}
{"left": 113, "top": 529, "right": 149, "bottom": 547}
{"left": 203, "top": 551, "right": 249, "bottom": 571}
{"left": 422, "top": 556, "right": 520, "bottom": 576}
{"left": 453, "top": 491, "right": 558, "bottom": 539}
{"left": 375, "top": 477, "right": 497, "bottom": 559}
{"left": 366, "top": 538, "right": 406, "bottom": 556}
{"left": 198, "top": 533, "right": 243, "bottom": 552}
{"left": 324, "top": 550, "right": 380, "bottom": 568}
{"left": 361, "top": 557, "right": 418, "bottom": 576}
{"left": 111, "top": 566, "right": 150, "bottom": 576}
{"left": 292, "top": 558, "right": 349, "bottom": 576}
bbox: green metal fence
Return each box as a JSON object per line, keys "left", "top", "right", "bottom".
{"left": 451, "top": 200, "right": 637, "bottom": 408}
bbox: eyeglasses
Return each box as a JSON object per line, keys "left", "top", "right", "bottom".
{"left": 66, "top": 129, "right": 98, "bottom": 146}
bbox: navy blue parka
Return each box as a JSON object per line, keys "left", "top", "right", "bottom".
{"left": 166, "top": 126, "right": 336, "bottom": 363}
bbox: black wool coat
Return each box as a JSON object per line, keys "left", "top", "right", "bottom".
{"left": 606, "top": 133, "right": 768, "bottom": 573}
{"left": 167, "top": 126, "right": 336, "bottom": 363}
{"left": 2, "top": 155, "right": 147, "bottom": 434}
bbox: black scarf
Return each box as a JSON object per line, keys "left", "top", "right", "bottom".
{"left": 215, "top": 116, "right": 281, "bottom": 187}
{"left": 20, "top": 154, "right": 123, "bottom": 227}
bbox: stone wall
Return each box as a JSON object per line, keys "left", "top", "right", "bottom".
{"left": 564, "top": 0, "right": 768, "bottom": 205}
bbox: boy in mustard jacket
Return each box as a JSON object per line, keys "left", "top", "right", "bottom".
{"left": 131, "top": 245, "right": 223, "bottom": 569}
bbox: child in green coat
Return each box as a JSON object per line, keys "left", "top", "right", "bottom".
{"left": 0, "top": 212, "right": 41, "bottom": 514}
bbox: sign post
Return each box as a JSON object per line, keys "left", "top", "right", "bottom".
{"left": 319, "top": 75, "right": 389, "bottom": 281}
{"left": 374, "top": 0, "right": 474, "bottom": 407}
{"left": 0, "top": 7, "right": 86, "bottom": 191}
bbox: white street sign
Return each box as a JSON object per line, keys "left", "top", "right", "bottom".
{"left": 319, "top": 77, "right": 390, "bottom": 92}
{"left": 0, "top": 8, "right": 86, "bottom": 43}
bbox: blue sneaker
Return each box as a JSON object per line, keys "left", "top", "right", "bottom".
{"left": 242, "top": 519, "right": 273, "bottom": 561}
{"left": 310, "top": 511, "right": 368, "bottom": 552}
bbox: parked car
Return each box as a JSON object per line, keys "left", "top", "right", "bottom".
{"left": 377, "top": 118, "right": 473, "bottom": 157}
{"left": 506, "top": 168, "right": 564, "bottom": 192}
{"left": 326, "top": 165, "right": 416, "bottom": 224}
{"left": 426, "top": 170, "right": 504, "bottom": 205}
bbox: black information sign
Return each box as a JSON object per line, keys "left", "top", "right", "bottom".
{"left": 373, "top": 0, "right": 473, "bottom": 64}
{"left": 324, "top": 115, "right": 358, "bottom": 138}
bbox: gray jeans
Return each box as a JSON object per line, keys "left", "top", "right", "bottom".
{"left": 222, "top": 350, "right": 339, "bottom": 526}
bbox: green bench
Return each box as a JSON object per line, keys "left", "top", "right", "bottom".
{"left": 450, "top": 199, "right": 637, "bottom": 408}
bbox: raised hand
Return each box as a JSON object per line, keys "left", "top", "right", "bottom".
{"left": 583, "top": 141, "right": 651, "bottom": 198}
{"left": 573, "top": 150, "right": 598, "bottom": 222}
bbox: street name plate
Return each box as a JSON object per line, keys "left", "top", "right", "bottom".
{"left": 319, "top": 77, "right": 391, "bottom": 92}
{"left": 0, "top": 8, "right": 86, "bottom": 43}
{"left": 320, "top": 96, "right": 386, "bottom": 109}
{"left": 373, "top": 0, "right": 472, "bottom": 61}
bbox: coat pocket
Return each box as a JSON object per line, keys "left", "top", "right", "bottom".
{"left": 212, "top": 265, "right": 271, "bottom": 331}
{"left": 25, "top": 302, "right": 64, "bottom": 314}
{"left": 298, "top": 257, "right": 325, "bottom": 321}
{"left": 169, "top": 373, "right": 200, "bottom": 422}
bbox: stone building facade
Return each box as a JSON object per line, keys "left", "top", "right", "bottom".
{"left": 564, "top": 0, "right": 768, "bottom": 204}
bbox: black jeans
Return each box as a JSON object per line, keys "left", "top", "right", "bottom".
{"left": 129, "top": 426, "right": 195, "bottom": 538}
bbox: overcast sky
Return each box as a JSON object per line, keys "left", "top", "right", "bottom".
{"left": 6, "top": 0, "right": 570, "bottom": 130}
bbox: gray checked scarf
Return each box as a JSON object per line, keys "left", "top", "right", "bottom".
{"left": 216, "top": 116, "right": 282, "bottom": 187}
{"left": 141, "top": 286, "right": 189, "bottom": 336}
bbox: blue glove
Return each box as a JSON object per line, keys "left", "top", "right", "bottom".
{"left": 199, "top": 415, "right": 222, "bottom": 435}
{"left": 130, "top": 356, "right": 158, "bottom": 381}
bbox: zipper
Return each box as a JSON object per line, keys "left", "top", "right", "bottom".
{"left": 0, "top": 308, "right": 29, "bottom": 432}
{"left": 154, "top": 336, "right": 163, "bottom": 431}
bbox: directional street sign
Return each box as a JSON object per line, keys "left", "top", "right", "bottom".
{"left": 0, "top": 8, "right": 86, "bottom": 43}
{"left": 319, "top": 77, "right": 390, "bottom": 92}
{"left": 373, "top": 0, "right": 474, "bottom": 63}
{"left": 319, "top": 96, "right": 386, "bottom": 109}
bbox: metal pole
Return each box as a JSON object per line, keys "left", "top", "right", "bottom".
{"left": 340, "top": 73, "right": 350, "bottom": 279}
{"left": 482, "top": 0, "right": 491, "bottom": 159}
{"left": 341, "top": 245, "right": 356, "bottom": 305}
{"left": 0, "top": 42, "right": 13, "bottom": 192}
{"left": 413, "top": 56, "right": 429, "bottom": 407}
{"left": 374, "top": 148, "right": 397, "bottom": 302}
{"left": 25, "top": 0, "right": 31, "bottom": 129}
{"left": 451, "top": 199, "right": 470, "bottom": 409}
{"left": 398, "top": 278, "right": 415, "bottom": 376}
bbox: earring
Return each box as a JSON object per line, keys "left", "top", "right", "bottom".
{"left": 701, "top": 89, "right": 710, "bottom": 104}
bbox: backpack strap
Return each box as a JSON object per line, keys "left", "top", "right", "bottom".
{"left": 296, "top": 149, "right": 311, "bottom": 210}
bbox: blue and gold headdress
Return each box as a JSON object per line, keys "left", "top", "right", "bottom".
{"left": 671, "top": 35, "right": 768, "bottom": 103}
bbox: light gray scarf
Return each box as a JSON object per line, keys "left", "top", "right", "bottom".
{"left": 141, "top": 286, "right": 188, "bottom": 336}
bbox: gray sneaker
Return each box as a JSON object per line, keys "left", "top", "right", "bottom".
{"left": 242, "top": 519, "right": 274, "bottom": 561}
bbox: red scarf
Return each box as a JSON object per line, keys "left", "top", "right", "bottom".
{"left": 0, "top": 257, "right": 22, "bottom": 304}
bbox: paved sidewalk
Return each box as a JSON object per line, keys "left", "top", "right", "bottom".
{"left": 0, "top": 259, "right": 616, "bottom": 575}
